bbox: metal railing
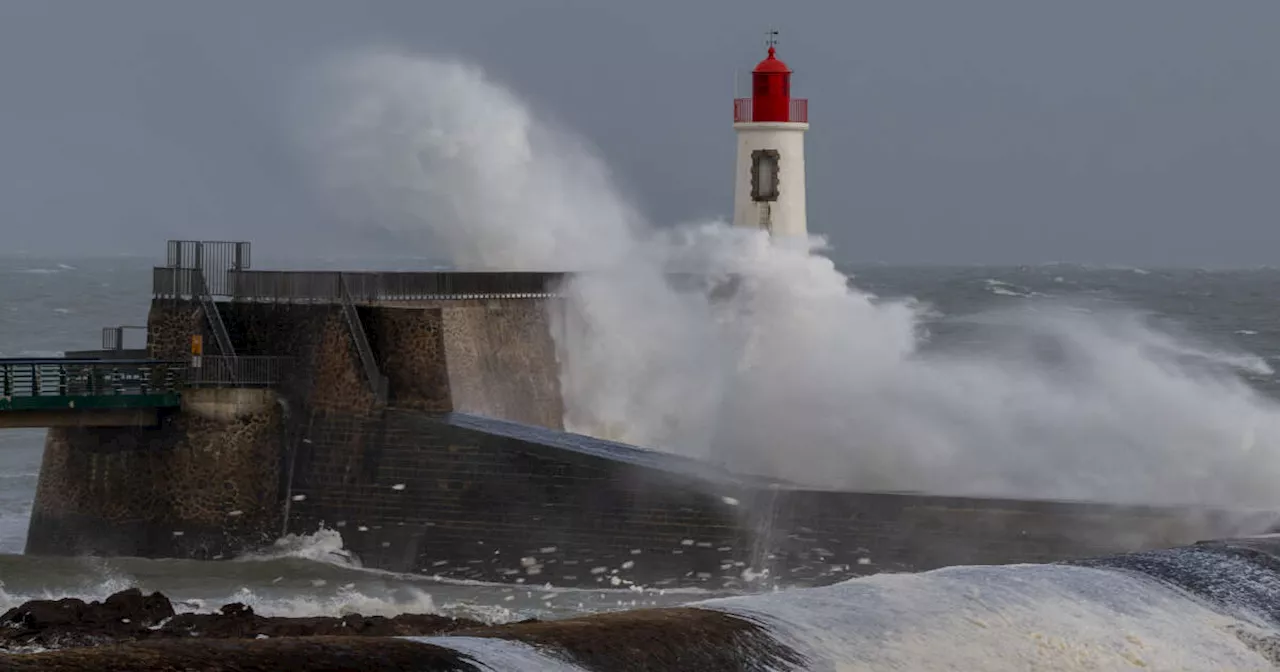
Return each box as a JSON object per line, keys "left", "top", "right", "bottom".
{"left": 226, "top": 270, "right": 564, "bottom": 303}
{"left": 193, "top": 269, "right": 237, "bottom": 360}
{"left": 186, "top": 356, "right": 291, "bottom": 388}
{"left": 339, "top": 274, "right": 389, "bottom": 404}
{"left": 153, "top": 267, "right": 197, "bottom": 299}
{"left": 733, "top": 98, "right": 809, "bottom": 123}
{"left": 0, "top": 359, "right": 186, "bottom": 407}
{"left": 161, "top": 240, "right": 251, "bottom": 297}
{"left": 102, "top": 325, "right": 147, "bottom": 351}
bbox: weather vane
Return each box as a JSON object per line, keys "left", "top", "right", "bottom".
{"left": 765, "top": 29, "right": 779, "bottom": 49}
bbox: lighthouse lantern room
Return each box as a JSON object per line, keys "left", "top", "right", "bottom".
{"left": 732, "top": 34, "right": 809, "bottom": 238}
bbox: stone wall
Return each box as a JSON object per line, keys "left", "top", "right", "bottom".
{"left": 25, "top": 297, "right": 565, "bottom": 558}
{"left": 284, "top": 411, "right": 750, "bottom": 589}
{"left": 149, "top": 298, "right": 561, "bottom": 424}
{"left": 439, "top": 300, "right": 564, "bottom": 429}
{"left": 280, "top": 410, "right": 1250, "bottom": 590}
{"left": 25, "top": 399, "right": 284, "bottom": 558}
{"left": 363, "top": 307, "right": 450, "bottom": 413}
{"left": 146, "top": 300, "right": 205, "bottom": 361}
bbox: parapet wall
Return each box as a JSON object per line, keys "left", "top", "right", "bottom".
{"left": 147, "top": 298, "right": 564, "bottom": 426}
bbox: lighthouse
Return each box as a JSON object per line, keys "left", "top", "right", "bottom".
{"left": 732, "top": 36, "right": 809, "bottom": 238}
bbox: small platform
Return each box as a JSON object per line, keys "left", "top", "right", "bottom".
{"left": 0, "top": 359, "right": 182, "bottom": 428}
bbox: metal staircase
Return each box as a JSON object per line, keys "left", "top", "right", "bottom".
{"left": 194, "top": 268, "right": 237, "bottom": 361}
{"left": 339, "top": 273, "right": 389, "bottom": 404}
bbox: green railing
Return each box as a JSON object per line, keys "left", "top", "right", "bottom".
{"left": 0, "top": 359, "right": 186, "bottom": 412}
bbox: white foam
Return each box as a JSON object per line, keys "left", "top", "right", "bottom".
{"left": 699, "top": 563, "right": 1275, "bottom": 671}
{"left": 405, "top": 636, "right": 589, "bottom": 671}
{"left": 233, "top": 528, "right": 360, "bottom": 568}
{"left": 174, "top": 584, "right": 443, "bottom": 619}
{"left": 0, "top": 573, "right": 140, "bottom": 614}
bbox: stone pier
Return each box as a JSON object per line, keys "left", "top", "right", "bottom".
{"left": 20, "top": 250, "right": 1273, "bottom": 588}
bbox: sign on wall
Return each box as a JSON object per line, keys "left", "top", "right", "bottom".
{"left": 191, "top": 335, "right": 203, "bottom": 369}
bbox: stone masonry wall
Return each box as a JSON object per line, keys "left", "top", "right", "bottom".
{"left": 440, "top": 300, "right": 564, "bottom": 430}
{"left": 146, "top": 300, "right": 205, "bottom": 361}
{"left": 144, "top": 298, "right": 563, "bottom": 424}
{"left": 25, "top": 401, "right": 284, "bottom": 558}
{"left": 284, "top": 411, "right": 749, "bottom": 589}
{"left": 363, "top": 307, "right": 450, "bottom": 413}
{"left": 279, "top": 410, "right": 1249, "bottom": 590}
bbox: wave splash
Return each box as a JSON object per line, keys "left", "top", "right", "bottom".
{"left": 232, "top": 527, "right": 360, "bottom": 568}
{"left": 401, "top": 542, "right": 1280, "bottom": 671}
{"left": 703, "top": 562, "right": 1264, "bottom": 671}
{"left": 295, "top": 45, "right": 1280, "bottom": 511}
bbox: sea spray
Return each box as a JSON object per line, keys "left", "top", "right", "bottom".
{"left": 296, "top": 45, "right": 1280, "bottom": 512}
{"left": 232, "top": 527, "right": 360, "bottom": 568}
{"left": 697, "top": 561, "right": 1275, "bottom": 671}
{"left": 292, "top": 46, "right": 642, "bottom": 271}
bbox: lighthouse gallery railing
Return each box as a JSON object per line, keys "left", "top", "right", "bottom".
{"left": 733, "top": 98, "right": 809, "bottom": 123}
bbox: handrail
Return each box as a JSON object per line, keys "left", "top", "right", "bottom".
{"left": 733, "top": 97, "right": 809, "bottom": 123}
{"left": 0, "top": 359, "right": 186, "bottom": 403}
{"left": 228, "top": 270, "right": 562, "bottom": 303}
{"left": 102, "top": 325, "right": 147, "bottom": 351}
{"left": 339, "top": 273, "right": 389, "bottom": 404}
{"left": 186, "top": 356, "right": 291, "bottom": 388}
{"left": 193, "top": 267, "right": 237, "bottom": 364}
{"left": 157, "top": 267, "right": 565, "bottom": 302}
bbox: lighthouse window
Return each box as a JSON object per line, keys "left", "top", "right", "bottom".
{"left": 751, "top": 150, "right": 780, "bottom": 202}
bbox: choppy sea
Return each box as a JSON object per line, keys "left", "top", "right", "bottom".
{"left": 5, "top": 255, "right": 1280, "bottom": 669}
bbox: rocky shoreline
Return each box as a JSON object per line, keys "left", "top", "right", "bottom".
{"left": 0, "top": 589, "right": 492, "bottom": 652}
{"left": 0, "top": 589, "right": 803, "bottom": 671}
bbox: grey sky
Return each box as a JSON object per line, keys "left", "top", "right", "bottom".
{"left": 1, "top": 1, "right": 1277, "bottom": 265}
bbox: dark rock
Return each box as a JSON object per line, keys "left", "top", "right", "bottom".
{"left": 0, "top": 589, "right": 486, "bottom": 652}
{"left": 0, "top": 637, "right": 483, "bottom": 672}
{"left": 0, "top": 607, "right": 809, "bottom": 672}
{"left": 101, "top": 588, "right": 177, "bottom": 625}
{"left": 454, "top": 606, "right": 808, "bottom": 672}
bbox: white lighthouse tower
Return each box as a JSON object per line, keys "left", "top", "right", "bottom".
{"left": 732, "top": 35, "right": 809, "bottom": 238}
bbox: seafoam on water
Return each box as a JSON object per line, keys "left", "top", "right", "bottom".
{"left": 406, "top": 545, "right": 1280, "bottom": 671}
{"left": 0, "top": 529, "right": 727, "bottom": 628}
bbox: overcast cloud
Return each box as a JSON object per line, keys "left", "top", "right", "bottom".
{"left": 0, "top": 0, "right": 1277, "bottom": 265}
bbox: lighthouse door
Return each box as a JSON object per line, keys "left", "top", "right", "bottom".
{"left": 750, "top": 149, "right": 780, "bottom": 202}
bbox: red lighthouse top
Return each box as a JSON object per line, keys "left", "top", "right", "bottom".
{"left": 753, "top": 45, "right": 792, "bottom": 75}
{"left": 734, "top": 40, "right": 807, "bottom": 123}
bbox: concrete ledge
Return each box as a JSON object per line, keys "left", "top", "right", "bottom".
{"left": 181, "top": 388, "right": 277, "bottom": 422}
{"left": 0, "top": 408, "right": 160, "bottom": 429}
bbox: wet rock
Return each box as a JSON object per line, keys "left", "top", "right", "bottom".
{"left": 0, "top": 607, "right": 807, "bottom": 672}
{"left": 455, "top": 606, "right": 807, "bottom": 672}
{"left": 0, "top": 637, "right": 483, "bottom": 672}
{"left": 0, "top": 589, "right": 486, "bottom": 652}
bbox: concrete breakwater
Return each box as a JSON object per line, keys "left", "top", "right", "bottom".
{"left": 18, "top": 246, "right": 1276, "bottom": 590}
